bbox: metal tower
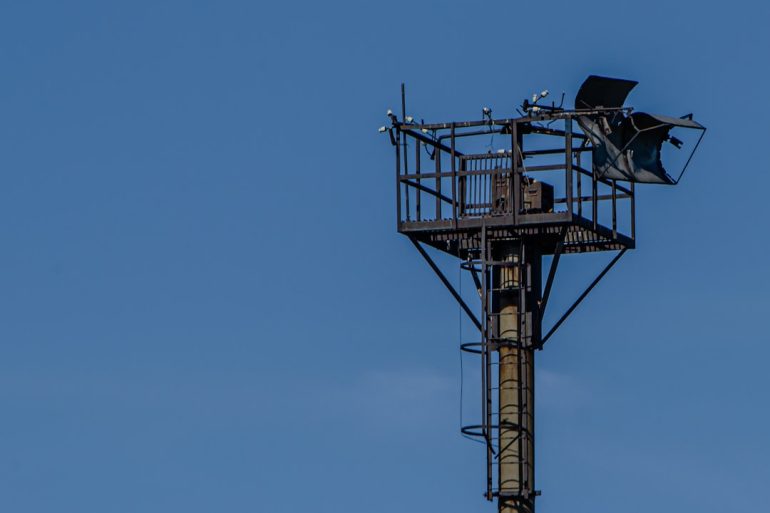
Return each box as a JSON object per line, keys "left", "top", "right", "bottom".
{"left": 382, "top": 76, "right": 705, "bottom": 513}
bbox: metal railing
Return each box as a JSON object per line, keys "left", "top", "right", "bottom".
{"left": 394, "top": 115, "right": 635, "bottom": 241}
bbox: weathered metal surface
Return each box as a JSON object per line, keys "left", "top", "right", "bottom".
{"left": 386, "top": 77, "right": 704, "bottom": 513}
{"left": 575, "top": 76, "right": 706, "bottom": 184}
{"left": 494, "top": 241, "right": 539, "bottom": 513}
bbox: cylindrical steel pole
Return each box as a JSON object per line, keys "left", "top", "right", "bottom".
{"left": 494, "top": 240, "right": 540, "bottom": 513}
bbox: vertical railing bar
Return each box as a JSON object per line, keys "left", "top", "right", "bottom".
{"left": 395, "top": 129, "right": 402, "bottom": 229}
{"left": 487, "top": 159, "right": 490, "bottom": 215}
{"left": 415, "top": 133, "right": 421, "bottom": 221}
{"left": 475, "top": 159, "right": 480, "bottom": 214}
{"left": 436, "top": 147, "right": 442, "bottom": 220}
{"left": 401, "top": 85, "right": 409, "bottom": 221}
{"left": 486, "top": 160, "right": 489, "bottom": 214}
{"left": 592, "top": 167, "right": 598, "bottom": 232}
{"left": 483, "top": 159, "right": 487, "bottom": 214}
{"left": 611, "top": 179, "right": 617, "bottom": 239}
{"left": 513, "top": 124, "right": 524, "bottom": 224}
{"left": 478, "top": 158, "right": 483, "bottom": 213}
{"left": 478, "top": 159, "right": 483, "bottom": 214}
{"left": 631, "top": 180, "right": 636, "bottom": 240}
{"left": 565, "top": 117, "right": 573, "bottom": 220}
{"left": 476, "top": 159, "right": 480, "bottom": 214}
{"left": 479, "top": 157, "right": 484, "bottom": 215}
{"left": 451, "top": 123, "right": 457, "bottom": 228}
{"left": 469, "top": 158, "right": 473, "bottom": 215}
{"left": 513, "top": 123, "right": 521, "bottom": 224}
{"left": 576, "top": 149, "right": 583, "bottom": 217}
{"left": 460, "top": 158, "right": 467, "bottom": 217}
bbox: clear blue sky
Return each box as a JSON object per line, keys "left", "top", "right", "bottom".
{"left": 1, "top": 1, "right": 768, "bottom": 512}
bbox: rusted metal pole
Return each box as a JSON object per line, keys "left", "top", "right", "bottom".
{"left": 495, "top": 241, "right": 540, "bottom": 513}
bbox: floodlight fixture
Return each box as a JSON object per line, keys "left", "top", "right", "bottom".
{"left": 575, "top": 75, "right": 706, "bottom": 184}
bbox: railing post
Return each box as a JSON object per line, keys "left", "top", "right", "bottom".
{"left": 402, "top": 84, "right": 409, "bottom": 222}
{"left": 511, "top": 121, "right": 520, "bottom": 225}
{"left": 459, "top": 158, "right": 466, "bottom": 217}
{"left": 436, "top": 146, "right": 442, "bottom": 220}
{"left": 451, "top": 123, "right": 457, "bottom": 228}
{"left": 630, "top": 181, "right": 636, "bottom": 240}
{"left": 576, "top": 149, "right": 583, "bottom": 217}
{"left": 396, "top": 129, "right": 402, "bottom": 229}
{"left": 592, "top": 167, "right": 598, "bottom": 232}
{"left": 415, "top": 132, "right": 421, "bottom": 221}
{"left": 565, "top": 117, "right": 573, "bottom": 221}
{"left": 611, "top": 179, "right": 617, "bottom": 238}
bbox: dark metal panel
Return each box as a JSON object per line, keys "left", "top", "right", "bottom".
{"left": 575, "top": 75, "right": 638, "bottom": 109}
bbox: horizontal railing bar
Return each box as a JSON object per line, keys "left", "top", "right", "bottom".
{"left": 573, "top": 165, "right": 633, "bottom": 195}
{"left": 401, "top": 169, "right": 510, "bottom": 180}
{"left": 438, "top": 128, "right": 505, "bottom": 141}
{"left": 401, "top": 179, "right": 454, "bottom": 204}
{"left": 458, "top": 152, "right": 513, "bottom": 159}
{"left": 399, "top": 128, "right": 465, "bottom": 157}
{"left": 529, "top": 126, "right": 587, "bottom": 140}
{"left": 394, "top": 107, "right": 630, "bottom": 131}
{"left": 524, "top": 147, "right": 592, "bottom": 156}
{"left": 525, "top": 164, "right": 565, "bottom": 172}
{"left": 554, "top": 193, "right": 630, "bottom": 203}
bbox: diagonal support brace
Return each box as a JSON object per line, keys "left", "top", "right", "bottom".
{"left": 410, "top": 237, "right": 482, "bottom": 332}
{"left": 539, "top": 248, "right": 627, "bottom": 348}
{"left": 539, "top": 226, "right": 568, "bottom": 317}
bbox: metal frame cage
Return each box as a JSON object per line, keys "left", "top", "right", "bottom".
{"left": 392, "top": 110, "right": 637, "bottom": 256}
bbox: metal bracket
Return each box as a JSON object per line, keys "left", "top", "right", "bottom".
{"left": 538, "top": 248, "right": 627, "bottom": 348}
{"left": 409, "top": 237, "right": 482, "bottom": 332}
{"left": 539, "top": 226, "right": 568, "bottom": 317}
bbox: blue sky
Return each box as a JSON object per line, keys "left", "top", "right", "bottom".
{"left": 0, "top": 1, "right": 768, "bottom": 512}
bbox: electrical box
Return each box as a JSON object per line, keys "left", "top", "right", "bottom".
{"left": 523, "top": 180, "right": 554, "bottom": 213}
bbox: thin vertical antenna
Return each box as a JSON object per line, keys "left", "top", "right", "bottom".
{"left": 401, "top": 82, "right": 406, "bottom": 124}
{"left": 401, "top": 83, "right": 407, "bottom": 170}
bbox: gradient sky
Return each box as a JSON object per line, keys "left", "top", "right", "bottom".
{"left": 1, "top": 1, "right": 769, "bottom": 512}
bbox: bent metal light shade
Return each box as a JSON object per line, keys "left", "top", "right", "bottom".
{"left": 575, "top": 75, "right": 705, "bottom": 184}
